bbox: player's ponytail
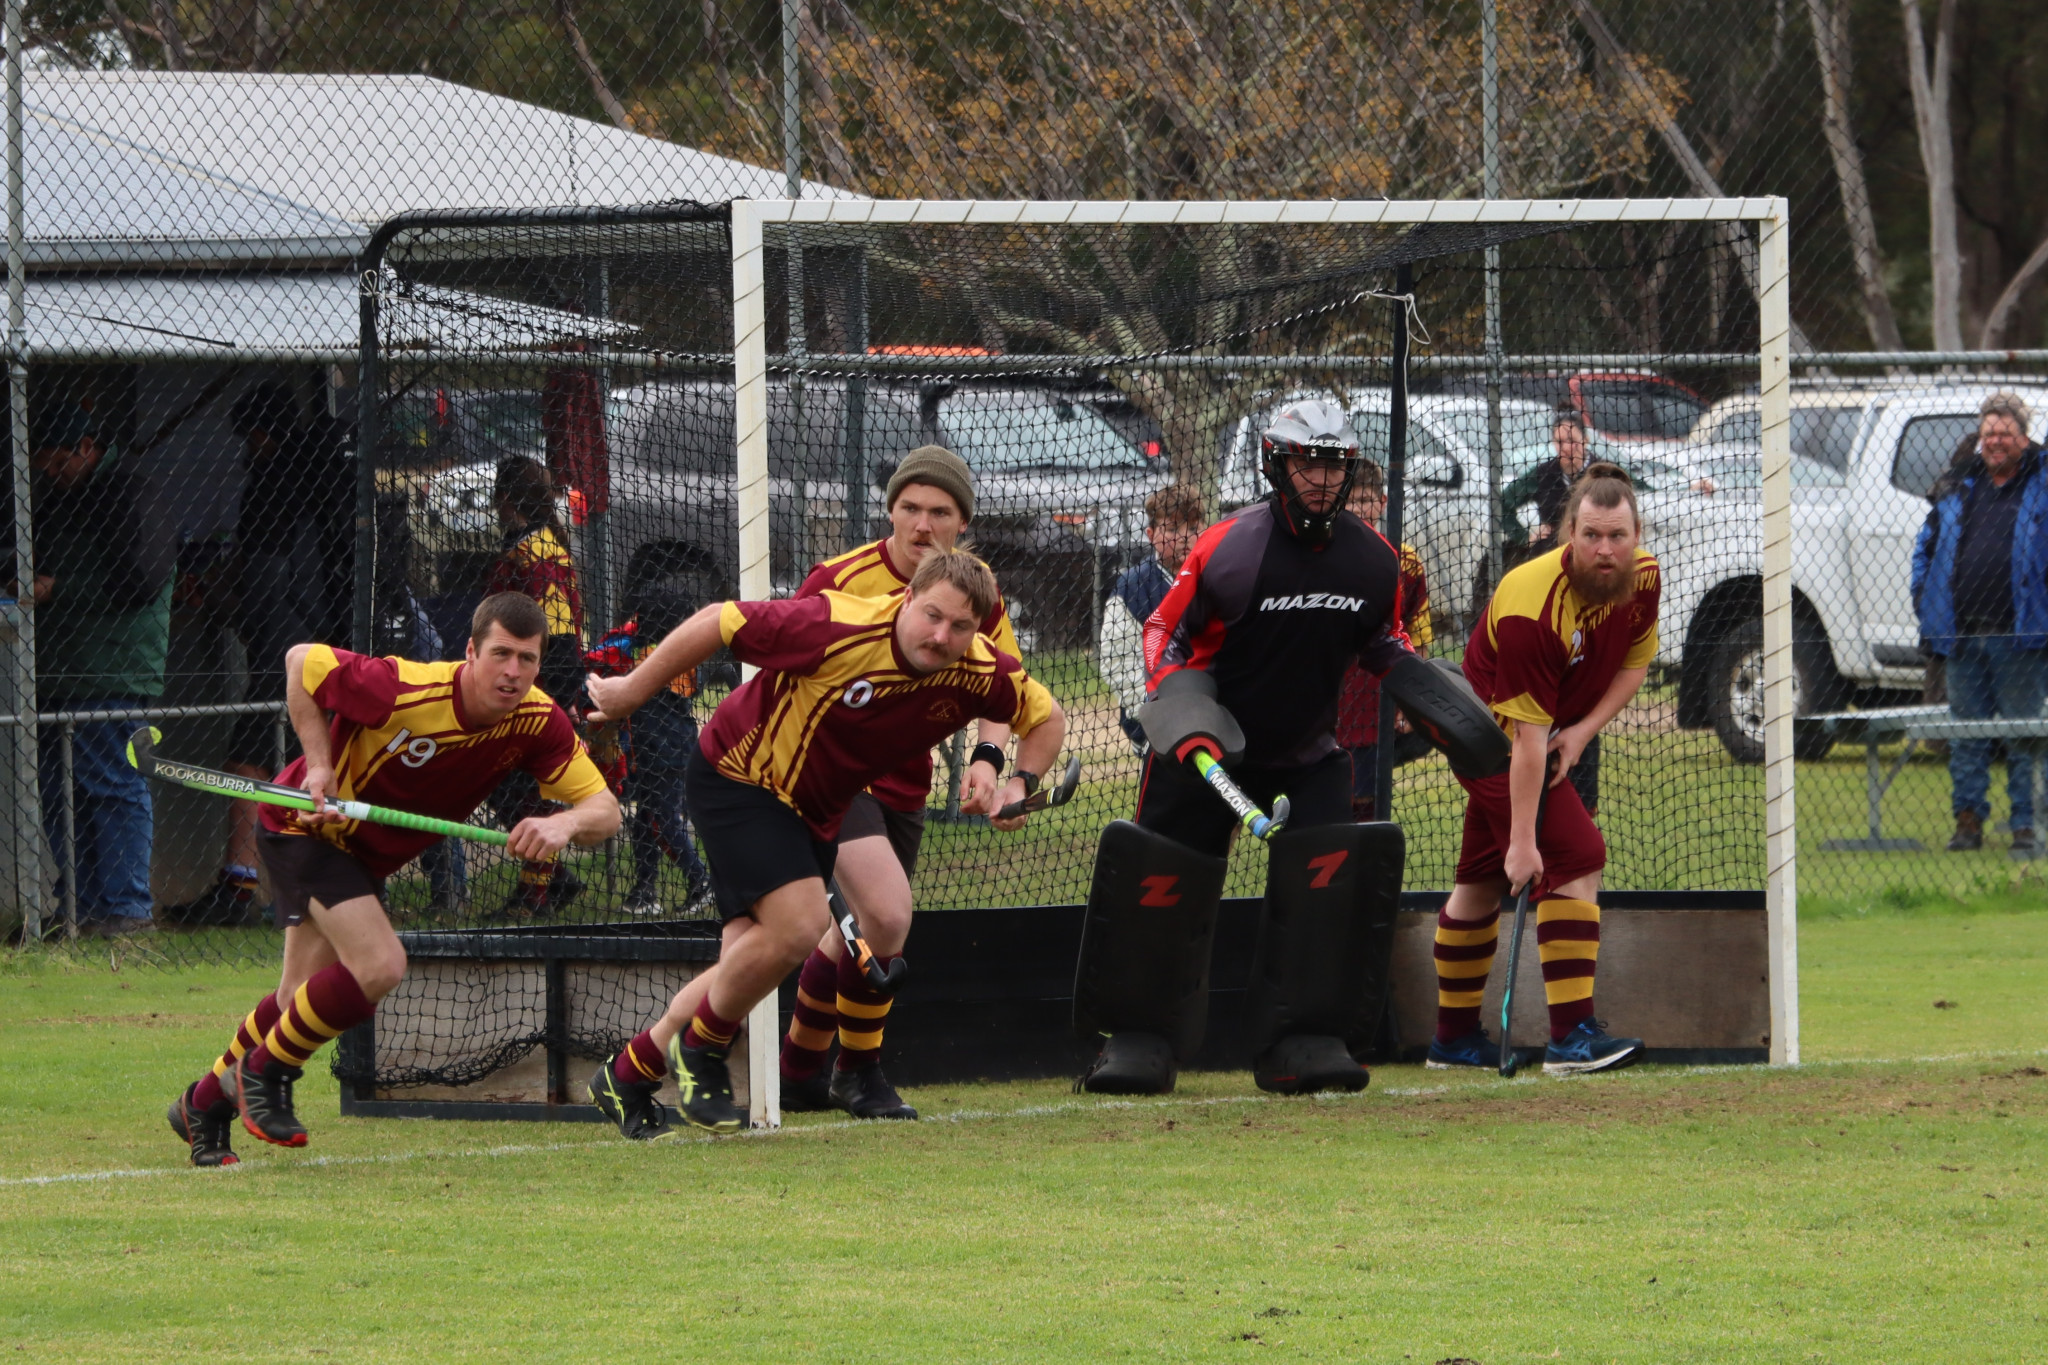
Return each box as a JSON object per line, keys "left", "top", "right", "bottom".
{"left": 1563, "top": 460, "right": 1639, "bottom": 531}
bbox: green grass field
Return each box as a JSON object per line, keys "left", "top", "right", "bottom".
{"left": 5, "top": 907, "right": 2045, "bottom": 1363}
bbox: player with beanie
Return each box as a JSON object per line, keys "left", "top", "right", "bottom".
{"left": 1431, "top": 462, "right": 1655, "bottom": 1075}
{"left": 165, "top": 593, "right": 619, "bottom": 1165}
{"left": 773, "top": 444, "right": 1024, "bottom": 1121}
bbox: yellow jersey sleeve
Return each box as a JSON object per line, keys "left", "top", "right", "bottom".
{"left": 302, "top": 642, "right": 342, "bottom": 695}
{"left": 718, "top": 600, "right": 749, "bottom": 645}
{"left": 1008, "top": 673, "right": 1057, "bottom": 738}
{"left": 536, "top": 742, "right": 610, "bottom": 807}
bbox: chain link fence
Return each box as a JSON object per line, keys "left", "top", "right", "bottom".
{"left": 6, "top": 0, "right": 2046, "bottom": 972}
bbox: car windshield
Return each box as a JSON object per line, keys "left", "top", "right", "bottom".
{"left": 1693, "top": 405, "right": 1862, "bottom": 474}
{"left": 939, "top": 395, "right": 1152, "bottom": 472}
{"left": 1435, "top": 406, "right": 1561, "bottom": 453}
{"left": 466, "top": 392, "right": 545, "bottom": 450}
{"left": 1580, "top": 380, "right": 1706, "bottom": 438}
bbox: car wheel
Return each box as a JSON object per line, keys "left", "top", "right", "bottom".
{"left": 1709, "top": 621, "right": 1839, "bottom": 763}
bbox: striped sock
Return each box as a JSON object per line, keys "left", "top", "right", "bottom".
{"left": 243, "top": 964, "right": 374, "bottom": 1076}
{"left": 613, "top": 1029, "right": 666, "bottom": 1084}
{"left": 681, "top": 997, "right": 739, "bottom": 1054}
{"left": 780, "top": 948, "right": 839, "bottom": 1079}
{"left": 832, "top": 945, "right": 895, "bottom": 1072}
{"left": 191, "top": 991, "right": 282, "bottom": 1111}
{"left": 1434, "top": 907, "right": 1499, "bottom": 1043}
{"left": 1536, "top": 897, "right": 1601, "bottom": 1041}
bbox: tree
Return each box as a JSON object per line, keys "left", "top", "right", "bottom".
{"left": 1900, "top": 0, "right": 1960, "bottom": 350}
{"left": 1806, "top": 0, "right": 1902, "bottom": 349}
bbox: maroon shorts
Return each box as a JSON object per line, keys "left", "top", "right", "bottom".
{"left": 1453, "top": 770, "right": 1607, "bottom": 896}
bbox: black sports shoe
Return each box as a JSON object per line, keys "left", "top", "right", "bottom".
{"left": 222, "top": 1056, "right": 308, "bottom": 1148}
{"left": 1076, "top": 1031, "right": 1176, "bottom": 1095}
{"left": 1253, "top": 1034, "right": 1370, "bottom": 1095}
{"left": 588, "top": 1058, "right": 672, "bottom": 1140}
{"left": 829, "top": 1060, "right": 918, "bottom": 1120}
{"left": 665, "top": 1034, "right": 746, "bottom": 1134}
{"left": 779, "top": 1069, "right": 835, "bottom": 1113}
{"left": 167, "top": 1084, "right": 239, "bottom": 1168}
{"left": 487, "top": 865, "right": 585, "bottom": 922}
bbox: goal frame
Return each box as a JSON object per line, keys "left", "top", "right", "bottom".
{"left": 729, "top": 196, "right": 1798, "bottom": 1126}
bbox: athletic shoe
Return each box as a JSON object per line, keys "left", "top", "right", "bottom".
{"left": 487, "top": 865, "right": 585, "bottom": 922}
{"left": 222, "top": 1055, "right": 308, "bottom": 1147}
{"left": 1542, "top": 1020, "right": 1644, "bottom": 1076}
{"left": 1253, "top": 1034, "right": 1369, "bottom": 1095}
{"left": 665, "top": 1034, "right": 746, "bottom": 1134}
{"left": 587, "top": 1058, "right": 672, "bottom": 1141}
{"left": 160, "top": 872, "right": 265, "bottom": 928}
{"left": 683, "top": 872, "right": 715, "bottom": 913}
{"left": 1425, "top": 1029, "right": 1504, "bottom": 1071}
{"left": 622, "top": 892, "right": 665, "bottom": 918}
{"left": 1076, "top": 1031, "right": 1175, "bottom": 1095}
{"left": 167, "top": 1084, "right": 239, "bottom": 1168}
{"left": 779, "top": 1069, "right": 835, "bottom": 1113}
{"left": 829, "top": 1060, "right": 918, "bottom": 1120}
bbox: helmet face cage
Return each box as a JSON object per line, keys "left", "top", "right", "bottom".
{"left": 1259, "top": 400, "right": 1364, "bottom": 541}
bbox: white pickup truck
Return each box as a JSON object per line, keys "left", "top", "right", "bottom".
{"left": 1643, "top": 383, "right": 2048, "bottom": 762}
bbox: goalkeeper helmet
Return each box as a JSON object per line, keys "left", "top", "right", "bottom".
{"left": 1259, "top": 397, "right": 1362, "bottom": 543}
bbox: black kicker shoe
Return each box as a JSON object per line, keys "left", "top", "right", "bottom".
{"left": 665, "top": 1035, "right": 746, "bottom": 1135}
{"left": 167, "top": 1084, "right": 239, "bottom": 1168}
{"left": 1076, "top": 1031, "right": 1177, "bottom": 1095}
{"left": 779, "top": 1069, "right": 835, "bottom": 1113}
{"left": 829, "top": 1060, "right": 918, "bottom": 1120}
{"left": 222, "top": 1056, "right": 307, "bottom": 1148}
{"left": 588, "top": 1058, "right": 672, "bottom": 1141}
{"left": 1253, "top": 1034, "right": 1370, "bottom": 1095}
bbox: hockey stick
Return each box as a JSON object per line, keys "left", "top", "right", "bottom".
{"left": 1190, "top": 749, "right": 1289, "bottom": 841}
{"left": 125, "top": 727, "right": 511, "bottom": 847}
{"left": 994, "top": 754, "right": 1082, "bottom": 820}
{"left": 1498, "top": 760, "right": 1555, "bottom": 1079}
{"left": 829, "top": 883, "right": 909, "bottom": 995}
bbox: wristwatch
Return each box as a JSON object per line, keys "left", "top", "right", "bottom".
{"left": 1014, "top": 769, "right": 1041, "bottom": 797}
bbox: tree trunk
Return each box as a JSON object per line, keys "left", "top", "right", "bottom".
{"left": 1805, "top": 0, "right": 1903, "bottom": 350}
{"left": 556, "top": 0, "right": 647, "bottom": 136}
{"left": 1902, "top": 0, "right": 1962, "bottom": 350}
{"left": 1979, "top": 229, "right": 2048, "bottom": 349}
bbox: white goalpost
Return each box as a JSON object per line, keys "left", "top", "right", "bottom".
{"left": 729, "top": 196, "right": 1799, "bottom": 1126}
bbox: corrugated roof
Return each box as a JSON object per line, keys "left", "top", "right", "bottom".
{"left": 26, "top": 71, "right": 852, "bottom": 267}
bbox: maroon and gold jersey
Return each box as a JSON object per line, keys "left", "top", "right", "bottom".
{"left": 796, "top": 538, "right": 1021, "bottom": 813}
{"left": 259, "top": 645, "right": 608, "bottom": 877}
{"left": 698, "top": 591, "right": 1054, "bottom": 840}
{"left": 1462, "top": 544, "right": 1660, "bottom": 737}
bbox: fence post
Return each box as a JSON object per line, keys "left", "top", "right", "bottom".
{"left": 1375, "top": 264, "right": 1414, "bottom": 821}
{"left": 4, "top": 0, "right": 40, "bottom": 943}
{"left": 1481, "top": 0, "right": 1505, "bottom": 619}
{"left": 1759, "top": 201, "right": 1799, "bottom": 1066}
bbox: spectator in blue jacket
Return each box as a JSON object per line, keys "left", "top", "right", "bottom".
{"left": 1098, "top": 484, "right": 1204, "bottom": 751}
{"left": 1912, "top": 392, "right": 2048, "bottom": 853}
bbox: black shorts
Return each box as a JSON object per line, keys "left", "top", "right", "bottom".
{"left": 685, "top": 755, "right": 838, "bottom": 923}
{"left": 1134, "top": 748, "right": 1355, "bottom": 860}
{"left": 836, "top": 791, "right": 925, "bottom": 880}
{"left": 258, "top": 831, "right": 386, "bottom": 928}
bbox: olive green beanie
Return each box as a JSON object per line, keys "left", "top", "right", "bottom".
{"left": 885, "top": 444, "right": 975, "bottom": 523}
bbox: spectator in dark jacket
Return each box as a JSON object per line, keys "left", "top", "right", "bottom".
{"left": 1911, "top": 392, "right": 2048, "bottom": 853}
{"left": 30, "top": 401, "right": 176, "bottom": 935}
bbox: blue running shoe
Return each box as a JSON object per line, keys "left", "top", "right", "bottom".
{"left": 1542, "top": 1020, "right": 1643, "bottom": 1076}
{"left": 1425, "top": 1029, "right": 1503, "bottom": 1071}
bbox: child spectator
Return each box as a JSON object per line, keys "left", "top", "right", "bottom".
{"left": 1335, "top": 460, "right": 1432, "bottom": 820}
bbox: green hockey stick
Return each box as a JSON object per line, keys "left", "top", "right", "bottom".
{"left": 125, "top": 727, "right": 511, "bottom": 847}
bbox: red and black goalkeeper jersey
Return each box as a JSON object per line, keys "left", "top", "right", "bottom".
{"left": 1143, "top": 501, "right": 1413, "bottom": 768}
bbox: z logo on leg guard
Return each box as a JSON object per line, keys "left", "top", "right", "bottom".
{"left": 1138, "top": 876, "right": 1182, "bottom": 907}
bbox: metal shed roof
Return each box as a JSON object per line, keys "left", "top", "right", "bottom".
{"left": 25, "top": 71, "right": 851, "bottom": 268}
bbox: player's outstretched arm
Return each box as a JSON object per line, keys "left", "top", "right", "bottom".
{"left": 505, "top": 787, "right": 622, "bottom": 862}
{"left": 282, "top": 642, "right": 344, "bottom": 826}
{"left": 1546, "top": 664, "right": 1648, "bottom": 786}
{"left": 584, "top": 602, "right": 726, "bottom": 722}
{"left": 988, "top": 698, "right": 1066, "bottom": 832}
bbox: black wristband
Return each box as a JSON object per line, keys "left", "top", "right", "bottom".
{"left": 970, "top": 741, "right": 1006, "bottom": 776}
{"left": 1015, "top": 769, "right": 1041, "bottom": 797}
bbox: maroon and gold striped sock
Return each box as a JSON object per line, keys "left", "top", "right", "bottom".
{"left": 244, "top": 964, "right": 375, "bottom": 1075}
{"left": 612, "top": 1029, "right": 666, "bottom": 1084}
{"left": 681, "top": 997, "right": 739, "bottom": 1054}
{"left": 191, "top": 991, "right": 282, "bottom": 1111}
{"left": 1434, "top": 907, "right": 1499, "bottom": 1043}
{"left": 780, "top": 948, "right": 838, "bottom": 1079}
{"left": 1536, "top": 897, "right": 1600, "bottom": 1041}
{"left": 832, "top": 945, "right": 895, "bottom": 1072}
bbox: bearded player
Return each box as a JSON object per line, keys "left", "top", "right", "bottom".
{"left": 1429, "top": 461, "right": 1655, "bottom": 1076}
{"left": 582, "top": 549, "right": 1064, "bottom": 1137}
{"left": 165, "top": 594, "right": 620, "bottom": 1166}
{"left": 777, "top": 444, "right": 1021, "bottom": 1120}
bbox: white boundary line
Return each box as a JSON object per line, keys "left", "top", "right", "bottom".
{"left": 11, "top": 1043, "right": 2040, "bottom": 1192}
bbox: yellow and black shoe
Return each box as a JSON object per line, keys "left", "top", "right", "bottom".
{"left": 587, "top": 1058, "right": 672, "bottom": 1141}
{"left": 167, "top": 1084, "right": 239, "bottom": 1168}
{"left": 665, "top": 1034, "right": 746, "bottom": 1134}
